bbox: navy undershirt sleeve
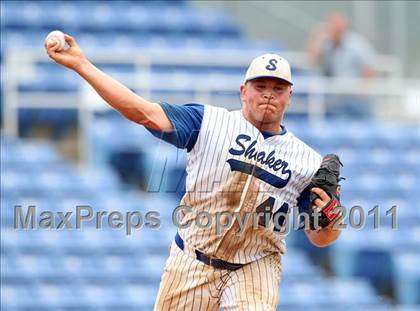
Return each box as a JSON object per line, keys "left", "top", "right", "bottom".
{"left": 296, "top": 185, "right": 311, "bottom": 230}
{"left": 146, "top": 102, "right": 204, "bottom": 152}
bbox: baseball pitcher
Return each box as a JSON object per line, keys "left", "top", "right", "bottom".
{"left": 45, "top": 34, "right": 343, "bottom": 311}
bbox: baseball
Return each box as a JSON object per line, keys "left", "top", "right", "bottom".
{"left": 45, "top": 30, "right": 66, "bottom": 52}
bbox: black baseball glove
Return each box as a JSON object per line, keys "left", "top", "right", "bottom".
{"left": 309, "top": 154, "right": 344, "bottom": 229}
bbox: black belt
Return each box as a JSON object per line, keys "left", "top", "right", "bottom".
{"left": 175, "top": 232, "right": 244, "bottom": 271}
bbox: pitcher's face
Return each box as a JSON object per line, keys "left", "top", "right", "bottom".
{"left": 241, "top": 77, "right": 292, "bottom": 126}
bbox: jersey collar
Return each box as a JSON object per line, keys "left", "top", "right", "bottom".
{"left": 261, "top": 125, "right": 287, "bottom": 139}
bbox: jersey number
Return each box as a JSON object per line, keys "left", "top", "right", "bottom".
{"left": 255, "top": 197, "right": 289, "bottom": 231}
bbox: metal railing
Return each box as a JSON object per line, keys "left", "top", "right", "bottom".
{"left": 2, "top": 50, "right": 419, "bottom": 162}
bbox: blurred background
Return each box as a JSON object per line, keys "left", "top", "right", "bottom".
{"left": 1, "top": 0, "right": 419, "bottom": 310}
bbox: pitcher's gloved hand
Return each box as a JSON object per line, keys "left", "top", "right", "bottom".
{"left": 309, "top": 154, "right": 344, "bottom": 229}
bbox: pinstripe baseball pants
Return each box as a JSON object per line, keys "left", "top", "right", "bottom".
{"left": 154, "top": 241, "right": 282, "bottom": 310}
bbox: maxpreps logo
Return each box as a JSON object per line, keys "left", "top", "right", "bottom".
{"left": 227, "top": 134, "right": 291, "bottom": 188}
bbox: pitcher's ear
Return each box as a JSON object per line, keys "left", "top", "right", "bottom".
{"left": 240, "top": 84, "right": 247, "bottom": 101}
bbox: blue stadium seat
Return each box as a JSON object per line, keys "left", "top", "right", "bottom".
{"left": 330, "top": 226, "right": 420, "bottom": 295}
{"left": 1, "top": 139, "right": 60, "bottom": 165}
{"left": 279, "top": 278, "right": 382, "bottom": 307}
{"left": 281, "top": 249, "right": 324, "bottom": 280}
{"left": 1, "top": 284, "right": 42, "bottom": 309}
{"left": 393, "top": 251, "right": 420, "bottom": 304}
{"left": 18, "top": 69, "right": 79, "bottom": 92}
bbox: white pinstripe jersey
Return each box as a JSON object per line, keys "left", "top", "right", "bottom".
{"left": 177, "top": 105, "right": 322, "bottom": 264}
